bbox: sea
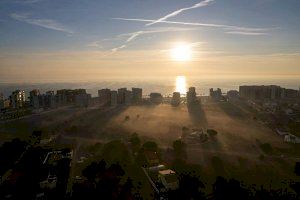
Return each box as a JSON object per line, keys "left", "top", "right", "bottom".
{"left": 0, "top": 76, "right": 299, "bottom": 98}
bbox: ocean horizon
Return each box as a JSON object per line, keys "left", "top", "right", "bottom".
{"left": 0, "top": 76, "right": 299, "bottom": 98}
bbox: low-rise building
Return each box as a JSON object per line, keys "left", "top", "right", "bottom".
{"left": 171, "top": 92, "right": 180, "bottom": 106}
{"left": 284, "top": 134, "right": 300, "bottom": 144}
{"left": 158, "top": 169, "right": 179, "bottom": 190}
{"left": 150, "top": 93, "right": 163, "bottom": 104}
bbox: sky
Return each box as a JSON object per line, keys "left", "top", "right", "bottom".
{"left": 0, "top": 0, "right": 300, "bottom": 82}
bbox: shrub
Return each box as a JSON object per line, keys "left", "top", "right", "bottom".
{"left": 207, "top": 129, "right": 218, "bottom": 136}
{"left": 260, "top": 143, "right": 273, "bottom": 154}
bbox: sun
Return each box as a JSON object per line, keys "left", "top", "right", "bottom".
{"left": 170, "top": 43, "right": 192, "bottom": 61}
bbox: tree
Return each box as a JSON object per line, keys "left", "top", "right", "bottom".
{"left": 212, "top": 177, "right": 249, "bottom": 200}
{"left": 295, "top": 162, "right": 300, "bottom": 176}
{"left": 74, "top": 160, "right": 132, "bottom": 200}
{"left": 124, "top": 115, "right": 130, "bottom": 121}
{"left": 167, "top": 174, "right": 206, "bottom": 200}
{"left": 142, "top": 141, "right": 158, "bottom": 152}
{"left": 173, "top": 140, "right": 187, "bottom": 160}
{"left": 207, "top": 129, "right": 218, "bottom": 136}
{"left": 130, "top": 133, "right": 141, "bottom": 153}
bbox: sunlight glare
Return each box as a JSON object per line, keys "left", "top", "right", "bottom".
{"left": 175, "top": 76, "right": 187, "bottom": 94}
{"left": 171, "top": 43, "right": 192, "bottom": 61}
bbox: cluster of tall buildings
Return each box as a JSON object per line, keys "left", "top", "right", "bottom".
{"left": 98, "top": 88, "right": 142, "bottom": 106}
{"left": 239, "top": 85, "right": 300, "bottom": 100}
{"left": 98, "top": 87, "right": 199, "bottom": 107}
{"left": 0, "top": 90, "right": 26, "bottom": 109}
{"left": 4, "top": 84, "right": 298, "bottom": 111}
{"left": 0, "top": 89, "right": 91, "bottom": 111}
{"left": 170, "top": 87, "right": 199, "bottom": 106}
{"left": 30, "top": 89, "right": 91, "bottom": 109}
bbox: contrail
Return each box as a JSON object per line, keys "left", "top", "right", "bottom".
{"left": 146, "top": 0, "right": 214, "bottom": 26}
{"left": 112, "top": 17, "right": 269, "bottom": 32}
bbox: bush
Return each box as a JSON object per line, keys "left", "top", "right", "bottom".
{"left": 173, "top": 140, "right": 187, "bottom": 159}
{"left": 125, "top": 115, "right": 130, "bottom": 121}
{"left": 260, "top": 143, "right": 273, "bottom": 154}
{"left": 130, "top": 133, "right": 141, "bottom": 153}
{"left": 207, "top": 129, "right": 218, "bottom": 136}
{"left": 142, "top": 141, "right": 158, "bottom": 152}
{"left": 295, "top": 162, "right": 300, "bottom": 176}
{"left": 259, "top": 154, "right": 265, "bottom": 160}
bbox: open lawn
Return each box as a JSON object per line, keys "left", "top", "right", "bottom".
{"left": 1, "top": 101, "right": 299, "bottom": 191}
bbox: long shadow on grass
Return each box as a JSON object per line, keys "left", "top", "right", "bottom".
{"left": 217, "top": 101, "right": 247, "bottom": 120}
{"left": 61, "top": 105, "right": 129, "bottom": 138}
{"left": 187, "top": 102, "right": 208, "bottom": 128}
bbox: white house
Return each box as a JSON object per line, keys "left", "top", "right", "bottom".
{"left": 158, "top": 169, "right": 179, "bottom": 190}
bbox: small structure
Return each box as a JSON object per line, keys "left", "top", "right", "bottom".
{"left": 284, "top": 134, "right": 300, "bottom": 144}
{"left": 150, "top": 93, "right": 163, "bottom": 104}
{"left": 183, "top": 129, "right": 208, "bottom": 143}
{"left": 43, "top": 150, "right": 73, "bottom": 165}
{"left": 39, "top": 174, "right": 57, "bottom": 189}
{"left": 275, "top": 128, "right": 290, "bottom": 136}
{"left": 158, "top": 169, "right": 179, "bottom": 190}
{"left": 171, "top": 92, "right": 181, "bottom": 106}
{"left": 148, "top": 164, "right": 165, "bottom": 173}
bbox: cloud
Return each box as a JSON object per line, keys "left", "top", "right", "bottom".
{"left": 19, "top": 0, "right": 43, "bottom": 3}
{"left": 4, "top": 0, "right": 44, "bottom": 3}
{"left": 146, "top": 0, "right": 214, "bottom": 26}
{"left": 226, "top": 31, "right": 268, "bottom": 36}
{"left": 112, "top": 0, "right": 214, "bottom": 52}
{"left": 111, "top": 1, "right": 270, "bottom": 52}
{"left": 87, "top": 41, "right": 103, "bottom": 48}
{"left": 125, "top": 31, "right": 144, "bottom": 42}
{"left": 113, "top": 17, "right": 270, "bottom": 33}
{"left": 111, "top": 27, "right": 198, "bottom": 52}
{"left": 111, "top": 45, "right": 127, "bottom": 52}
{"left": 10, "top": 13, "right": 73, "bottom": 34}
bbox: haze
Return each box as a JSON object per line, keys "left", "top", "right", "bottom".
{"left": 0, "top": 0, "right": 300, "bottom": 82}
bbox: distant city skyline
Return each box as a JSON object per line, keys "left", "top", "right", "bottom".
{"left": 0, "top": 0, "right": 300, "bottom": 82}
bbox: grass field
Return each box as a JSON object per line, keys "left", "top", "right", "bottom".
{"left": 1, "top": 101, "right": 299, "bottom": 190}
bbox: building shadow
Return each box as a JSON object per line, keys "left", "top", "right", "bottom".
{"left": 216, "top": 101, "right": 247, "bottom": 120}
{"left": 187, "top": 101, "right": 208, "bottom": 128}
{"left": 62, "top": 105, "right": 129, "bottom": 137}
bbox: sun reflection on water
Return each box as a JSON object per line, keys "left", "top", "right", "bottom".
{"left": 175, "top": 76, "right": 187, "bottom": 95}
